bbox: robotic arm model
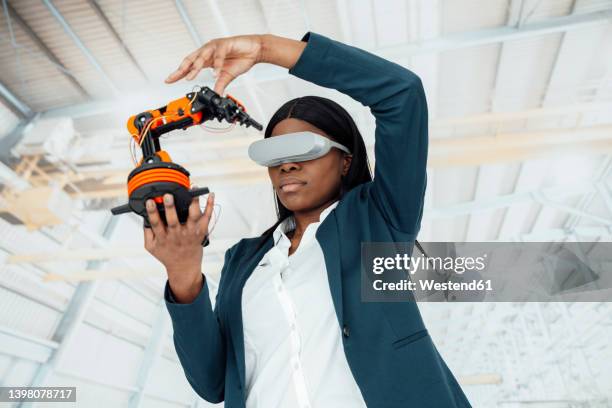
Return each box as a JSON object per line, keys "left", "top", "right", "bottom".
{"left": 111, "top": 87, "right": 263, "bottom": 246}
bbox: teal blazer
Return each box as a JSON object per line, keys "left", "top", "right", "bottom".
{"left": 165, "top": 32, "right": 472, "bottom": 408}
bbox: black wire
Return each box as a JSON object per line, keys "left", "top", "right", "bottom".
{"left": 414, "top": 240, "right": 428, "bottom": 258}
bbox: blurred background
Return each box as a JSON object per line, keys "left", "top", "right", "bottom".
{"left": 0, "top": 0, "right": 611, "bottom": 407}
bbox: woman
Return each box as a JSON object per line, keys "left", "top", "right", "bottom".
{"left": 145, "top": 32, "right": 471, "bottom": 407}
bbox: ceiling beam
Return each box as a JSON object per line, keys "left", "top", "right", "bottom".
{"left": 490, "top": 0, "right": 524, "bottom": 112}
{"left": 3, "top": 1, "right": 89, "bottom": 99}
{"left": 0, "top": 80, "right": 32, "bottom": 119}
{"left": 513, "top": 225, "right": 612, "bottom": 241}
{"left": 538, "top": 0, "right": 578, "bottom": 107}
{"left": 41, "top": 0, "right": 119, "bottom": 95}
{"left": 457, "top": 373, "right": 503, "bottom": 386}
{"left": 174, "top": 0, "right": 202, "bottom": 46}
{"left": 427, "top": 124, "right": 612, "bottom": 167}
{"left": 378, "top": 8, "right": 612, "bottom": 58}
{"left": 85, "top": 0, "right": 149, "bottom": 82}
{"left": 128, "top": 302, "right": 169, "bottom": 408}
{"left": 0, "top": 325, "right": 58, "bottom": 363}
{"left": 536, "top": 195, "right": 612, "bottom": 226}
{"left": 408, "top": 0, "right": 440, "bottom": 119}
{"left": 433, "top": 101, "right": 612, "bottom": 127}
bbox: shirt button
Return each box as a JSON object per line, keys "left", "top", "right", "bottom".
{"left": 342, "top": 324, "right": 350, "bottom": 338}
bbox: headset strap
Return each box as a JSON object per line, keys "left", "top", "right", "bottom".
{"left": 329, "top": 140, "right": 351, "bottom": 155}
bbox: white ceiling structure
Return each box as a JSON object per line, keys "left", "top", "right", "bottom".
{"left": 1, "top": 0, "right": 612, "bottom": 407}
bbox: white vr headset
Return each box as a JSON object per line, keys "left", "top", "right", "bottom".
{"left": 248, "top": 131, "right": 351, "bottom": 167}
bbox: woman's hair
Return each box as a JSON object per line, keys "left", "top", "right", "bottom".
{"left": 255, "top": 96, "right": 372, "bottom": 250}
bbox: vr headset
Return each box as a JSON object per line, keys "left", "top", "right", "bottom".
{"left": 248, "top": 131, "right": 351, "bottom": 167}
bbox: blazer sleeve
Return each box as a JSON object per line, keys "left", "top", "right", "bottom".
{"left": 164, "top": 247, "right": 235, "bottom": 403}
{"left": 288, "top": 32, "right": 428, "bottom": 235}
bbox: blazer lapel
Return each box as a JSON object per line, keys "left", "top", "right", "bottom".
{"left": 227, "top": 237, "right": 274, "bottom": 390}
{"left": 315, "top": 211, "right": 344, "bottom": 329}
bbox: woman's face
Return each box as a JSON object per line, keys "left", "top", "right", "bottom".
{"left": 268, "top": 118, "right": 352, "bottom": 213}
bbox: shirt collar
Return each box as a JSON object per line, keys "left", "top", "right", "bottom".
{"left": 272, "top": 200, "right": 339, "bottom": 245}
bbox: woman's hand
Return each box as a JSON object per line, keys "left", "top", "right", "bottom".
{"left": 165, "top": 34, "right": 307, "bottom": 95}
{"left": 144, "top": 192, "right": 215, "bottom": 303}
{"left": 165, "top": 34, "right": 265, "bottom": 95}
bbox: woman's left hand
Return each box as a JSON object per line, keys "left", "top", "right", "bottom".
{"left": 164, "top": 34, "right": 265, "bottom": 95}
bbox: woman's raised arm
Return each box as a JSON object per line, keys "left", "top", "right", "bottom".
{"left": 287, "top": 32, "right": 428, "bottom": 235}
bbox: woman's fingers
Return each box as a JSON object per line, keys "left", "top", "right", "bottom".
{"left": 148, "top": 191, "right": 209, "bottom": 235}
{"left": 197, "top": 192, "right": 215, "bottom": 235}
{"left": 146, "top": 199, "right": 166, "bottom": 239}
{"left": 163, "top": 194, "right": 180, "bottom": 229}
{"left": 212, "top": 45, "right": 230, "bottom": 95}
{"left": 185, "top": 57, "right": 205, "bottom": 81}
{"left": 185, "top": 45, "right": 215, "bottom": 81}
{"left": 212, "top": 44, "right": 227, "bottom": 77}
{"left": 143, "top": 227, "right": 155, "bottom": 251}
{"left": 168, "top": 42, "right": 217, "bottom": 83}
{"left": 165, "top": 50, "right": 199, "bottom": 83}
{"left": 187, "top": 195, "right": 202, "bottom": 228}
{"left": 214, "top": 71, "right": 234, "bottom": 96}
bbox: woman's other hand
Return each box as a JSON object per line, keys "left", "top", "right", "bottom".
{"left": 164, "top": 34, "right": 265, "bottom": 95}
{"left": 144, "top": 192, "right": 215, "bottom": 303}
{"left": 165, "top": 34, "right": 307, "bottom": 95}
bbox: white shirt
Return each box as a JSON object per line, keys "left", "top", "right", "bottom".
{"left": 240, "top": 201, "right": 367, "bottom": 408}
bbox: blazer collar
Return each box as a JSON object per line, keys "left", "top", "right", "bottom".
{"left": 272, "top": 200, "right": 340, "bottom": 245}
{"left": 315, "top": 210, "right": 344, "bottom": 329}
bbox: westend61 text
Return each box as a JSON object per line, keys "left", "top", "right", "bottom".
{"left": 372, "top": 279, "right": 493, "bottom": 292}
